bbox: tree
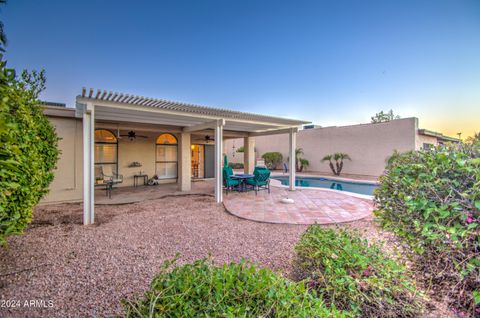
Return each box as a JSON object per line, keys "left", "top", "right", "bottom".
{"left": 294, "top": 148, "right": 310, "bottom": 172}
{"left": 321, "top": 153, "right": 351, "bottom": 176}
{"left": 0, "top": 0, "right": 6, "bottom": 54}
{"left": 0, "top": 1, "right": 60, "bottom": 245}
{"left": 299, "top": 158, "right": 309, "bottom": 172}
{"left": 465, "top": 132, "right": 480, "bottom": 147}
{"left": 371, "top": 109, "right": 400, "bottom": 123}
{"left": 261, "top": 152, "right": 283, "bottom": 170}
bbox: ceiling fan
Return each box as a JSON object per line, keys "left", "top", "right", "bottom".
{"left": 191, "top": 135, "right": 215, "bottom": 144}
{"left": 204, "top": 135, "right": 215, "bottom": 143}
{"left": 120, "top": 130, "right": 148, "bottom": 141}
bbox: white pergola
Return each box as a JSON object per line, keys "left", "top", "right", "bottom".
{"left": 76, "top": 89, "right": 309, "bottom": 225}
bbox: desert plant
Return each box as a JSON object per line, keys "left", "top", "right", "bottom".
{"left": 321, "top": 153, "right": 351, "bottom": 176}
{"left": 299, "top": 158, "right": 310, "bottom": 172}
{"left": 261, "top": 151, "right": 283, "bottom": 170}
{"left": 294, "top": 226, "right": 423, "bottom": 317}
{"left": 374, "top": 143, "right": 480, "bottom": 316}
{"left": 122, "top": 257, "right": 345, "bottom": 317}
{"left": 228, "top": 162, "right": 244, "bottom": 169}
{"left": 0, "top": 69, "right": 59, "bottom": 245}
{"left": 371, "top": 109, "right": 400, "bottom": 123}
{"left": 466, "top": 132, "right": 480, "bottom": 147}
{"left": 294, "top": 148, "right": 310, "bottom": 172}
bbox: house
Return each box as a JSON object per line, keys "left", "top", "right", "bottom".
{"left": 225, "top": 117, "right": 459, "bottom": 177}
{"left": 41, "top": 89, "right": 309, "bottom": 225}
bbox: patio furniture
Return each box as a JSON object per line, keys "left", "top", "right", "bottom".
{"left": 134, "top": 174, "right": 148, "bottom": 187}
{"left": 246, "top": 167, "right": 271, "bottom": 195}
{"left": 99, "top": 165, "right": 123, "bottom": 186}
{"left": 231, "top": 173, "right": 255, "bottom": 192}
{"left": 94, "top": 179, "right": 113, "bottom": 198}
{"left": 223, "top": 166, "right": 241, "bottom": 194}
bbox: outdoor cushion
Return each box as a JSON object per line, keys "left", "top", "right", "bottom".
{"left": 223, "top": 167, "right": 240, "bottom": 187}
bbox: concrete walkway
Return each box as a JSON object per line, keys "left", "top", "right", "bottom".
{"left": 223, "top": 187, "right": 373, "bottom": 225}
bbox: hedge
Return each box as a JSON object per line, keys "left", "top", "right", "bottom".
{"left": 294, "top": 226, "right": 423, "bottom": 317}
{"left": 122, "top": 258, "right": 347, "bottom": 317}
{"left": 0, "top": 69, "right": 59, "bottom": 245}
{"left": 374, "top": 143, "right": 480, "bottom": 316}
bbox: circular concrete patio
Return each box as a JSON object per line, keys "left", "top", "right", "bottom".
{"left": 223, "top": 187, "right": 373, "bottom": 225}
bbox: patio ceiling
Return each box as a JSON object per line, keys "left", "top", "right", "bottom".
{"left": 76, "top": 88, "right": 310, "bottom": 133}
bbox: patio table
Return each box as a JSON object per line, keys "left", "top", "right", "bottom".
{"left": 231, "top": 174, "right": 255, "bottom": 192}
{"left": 134, "top": 174, "right": 148, "bottom": 187}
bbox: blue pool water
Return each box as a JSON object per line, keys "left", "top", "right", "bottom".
{"left": 272, "top": 176, "right": 378, "bottom": 196}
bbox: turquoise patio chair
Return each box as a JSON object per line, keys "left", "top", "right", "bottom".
{"left": 246, "top": 167, "right": 271, "bottom": 195}
{"left": 223, "top": 166, "right": 241, "bottom": 194}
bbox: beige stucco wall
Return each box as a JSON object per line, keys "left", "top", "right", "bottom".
{"left": 226, "top": 117, "right": 420, "bottom": 177}
{"left": 41, "top": 113, "right": 183, "bottom": 203}
{"left": 114, "top": 130, "right": 180, "bottom": 187}
{"left": 42, "top": 116, "right": 84, "bottom": 203}
{"left": 415, "top": 133, "right": 439, "bottom": 150}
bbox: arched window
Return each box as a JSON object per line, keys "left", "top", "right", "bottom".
{"left": 94, "top": 129, "right": 118, "bottom": 180}
{"left": 156, "top": 134, "right": 178, "bottom": 179}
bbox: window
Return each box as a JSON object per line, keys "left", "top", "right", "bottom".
{"left": 423, "top": 143, "right": 434, "bottom": 151}
{"left": 94, "top": 129, "right": 118, "bottom": 180}
{"left": 156, "top": 134, "right": 178, "bottom": 179}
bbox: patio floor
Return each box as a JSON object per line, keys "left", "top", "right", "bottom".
{"left": 223, "top": 187, "right": 373, "bottom": 225}
{"left": 95, "top": 179, "right": 373, "bottom": 225}
{"left": 95, "top": 180, "right": 214, "bottom": 204}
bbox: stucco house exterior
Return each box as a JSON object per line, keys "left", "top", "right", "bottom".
{"left": 41, "top": 89, "right": 309, "bottom": 225}
{"left": 225, "top": 117, "right": 459, "bottom": 177}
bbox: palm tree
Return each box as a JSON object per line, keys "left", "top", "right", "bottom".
{"left": 321, "top": 153, "right": 351, "bottom": 176}
{"left": 333, "top": 153, "right": 351, "bottom": 175}
{"left": 321, "top": 154, "right": 336, "bottom": 175}
{"left": 295, "top": 148, "right": 304, "bottom": 172}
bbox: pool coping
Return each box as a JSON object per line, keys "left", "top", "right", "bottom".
{"left": 269, "top": 178, "right": 375, "bottom": 200}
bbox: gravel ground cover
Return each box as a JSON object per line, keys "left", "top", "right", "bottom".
{"left": 0, "top": 195, "right": 452, "bottom": 317}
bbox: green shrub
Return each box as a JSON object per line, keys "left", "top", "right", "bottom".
{"left": 228, "top": 162, "right": 244, "bottom": 169}
{"left": 0, "top": 69, "right": 59, "bottom": 245}
{"left": 122, "top": 257, "right": 346, "bottom": 317}
{"left": 262, "top": 151, "right": 283, "bottom": 170}
{"left": 294, "top": 226, "right": 423, "bottom": 317}
{"left": 374, "top": 143, "right": 480, "bottom": 316}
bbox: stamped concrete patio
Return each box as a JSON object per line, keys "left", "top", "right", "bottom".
{"left": 95, "top": 179, "right": 373, "bottom": 225}
{"left": 223, "top": 187, "right": 373, "bottom": 225}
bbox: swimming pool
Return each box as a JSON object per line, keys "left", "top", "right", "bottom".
{"left": 272, "top": 176, "right": 378, "bottom": 196}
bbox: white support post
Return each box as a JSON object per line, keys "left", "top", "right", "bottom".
{"left": 244, "top": 136, "right": 255, "bottom": 174}
{"left": 214, "top": 119, "right": 225, "bottom": 203}
{"left": 83, "top": 103, "right": 95, "bottom": 224}
{"left": 178, "top": 132, "right": 191, "bottom": 191}
{"left": 288, "top": 128, "right": 296, "bottom": 191}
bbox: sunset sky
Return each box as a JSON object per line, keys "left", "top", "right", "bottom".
{"left": 3, "top": 0, "right": 479, "bottom": 138}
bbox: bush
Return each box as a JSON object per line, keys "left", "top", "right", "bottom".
{"left": 262, "top": 152, "right": 283, "bottom": 170}
{"left": 374, "top": 144, "right": 480, "bottom": 316}
{"left": 294, "top": 226, "right": 423, "bottom": 317}
{"left": 0, "top": 69, "right": 59, "bottom": 245}
{"left": 228, "top": 162, "right": 244, "bottom": 169}
{"left": 122, "top": 258, "right": 346, "bottom": 317}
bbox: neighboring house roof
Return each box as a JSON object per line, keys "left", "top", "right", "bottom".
{"left": 77, "top": 88, "right": 309, "bottom": 127}
{"left": 418, "top": 129, "right": 459, "bottom": 143}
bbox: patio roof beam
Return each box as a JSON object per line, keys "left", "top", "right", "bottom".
{"left": 183, "top": 119, "right": 225, "bottom": 133}
{"left": 248, "top": 127, "right": 298, "bottom": 137}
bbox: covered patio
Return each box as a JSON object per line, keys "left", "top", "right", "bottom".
{"left": 77, "top": 88, "right": 308, "bottom": 224}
